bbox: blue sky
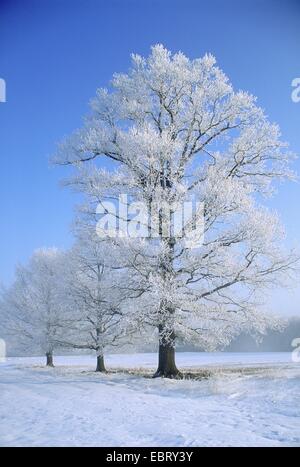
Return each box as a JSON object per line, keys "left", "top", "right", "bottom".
{"left": 0, "top": 0, "right": 300, "bottom": 315}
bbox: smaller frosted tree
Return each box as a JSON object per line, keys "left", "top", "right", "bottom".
{"left": 62, "top": 226, "right": 132, "bottom": 372}
{"left": 1, "top": 248, "right": 68, "bottom": 366}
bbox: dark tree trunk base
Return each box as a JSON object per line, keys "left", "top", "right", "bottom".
{"left": 152, "top": 369, "right": 183, "bottom": 379}
{"left": 46, "top": 352, "right": 54, "bottom": 367}
{"left": 95, "top": 355, "right": 106, "bottom": 372}
{"left": 153, "top": 336, "right": 182, "bottom": 378}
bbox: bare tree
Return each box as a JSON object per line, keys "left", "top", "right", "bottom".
{"left": 62, "top": 225, "right": 133, "bottom": 372}
{"left": 1, "top": 248, "right": 69, "bottom": 367}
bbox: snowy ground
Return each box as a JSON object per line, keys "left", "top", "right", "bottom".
{"left": 0, "top": 352, "right": 300, "bottom": 447}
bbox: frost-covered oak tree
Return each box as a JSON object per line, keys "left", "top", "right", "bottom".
{"left": 1, "top": 248, "right": 68, "bottom": 366}
{"left": 55, "top": 45, "right": 298, "bottom": 377}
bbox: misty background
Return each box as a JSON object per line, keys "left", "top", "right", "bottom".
{"left": 1, "top": 317, "right": 300, "bottom": 356}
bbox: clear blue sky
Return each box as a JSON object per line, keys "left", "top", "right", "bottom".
{"left": 0, "top": 0, "right": 300, "bottom": 315}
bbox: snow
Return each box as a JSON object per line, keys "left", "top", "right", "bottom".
{"left": 1, "top": 352, "right": 300, "bottom": 447}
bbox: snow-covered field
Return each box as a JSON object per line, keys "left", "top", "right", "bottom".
{"left": 0, "top": 352, "right": 300, "bottom": 447}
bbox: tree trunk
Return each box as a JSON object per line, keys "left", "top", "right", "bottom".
{"left": 153, "top": 328, "right": 181, "bottom": 378}
{"left": 46, "top": 351, "right": 54, "bottom": 367}
{"left": 95, "top": 354, "right": 106, "bottom": 372}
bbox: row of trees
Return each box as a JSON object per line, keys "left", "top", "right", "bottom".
{"left": 0, "top": 224, "right": 139, "bottom": 372}
{"left": 1, "top": 45, "right": 298, "bottom": 377}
